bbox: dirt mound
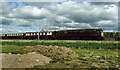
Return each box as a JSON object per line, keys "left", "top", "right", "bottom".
{"left": 19, "top": 45, "right": 79, "bottom": 61}
{"left": 2, "top": 52, "right": 51, "bottom": 68}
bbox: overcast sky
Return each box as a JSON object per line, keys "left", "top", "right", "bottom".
{"left": 0, "top": 1, "right": 118, "bottom": 34}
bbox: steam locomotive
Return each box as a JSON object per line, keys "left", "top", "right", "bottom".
{"left": 0, "top": 29, "right": 104, "bottom": 40}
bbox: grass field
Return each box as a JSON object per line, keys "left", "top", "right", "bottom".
{"left": 1, "top": 40, "right": 119, "bottom": 68}
{"left": 1, "top": 40, "right": 119, "bottom": 49}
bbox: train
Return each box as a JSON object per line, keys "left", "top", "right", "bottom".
{"left": 0, "top": 29, "right": 104, "bottom": 40}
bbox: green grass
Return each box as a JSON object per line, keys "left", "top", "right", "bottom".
{"left": 2, "top": 45, "right": 25, "bottom": 54}
{"left": 2, "top": 41, "right": 119, "bottom": 49}
{"left": 71, "top": 48, "right": 118, "bottom": 68}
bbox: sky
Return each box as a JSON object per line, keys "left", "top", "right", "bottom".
{"left": 0, "top": 0, "right": 119, "bottom": 34}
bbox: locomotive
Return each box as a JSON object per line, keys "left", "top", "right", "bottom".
{"left": 0, "top": 29, "right": 104, "bottom": 40}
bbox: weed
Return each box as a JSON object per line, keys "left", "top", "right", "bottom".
{"left": 65, "top": 63, "right": 70, "bottom": 65}
{"left": 79, "top": 58, "right": 87, "bottom": 61}
{"left": 59, "top": 60, "right": 64, "bottom": 63}
{"left": 73, "top": 64, "right": 79, "bottom": 68}
{"left": 50, "top": 59, "right": 58, "bottom": 63}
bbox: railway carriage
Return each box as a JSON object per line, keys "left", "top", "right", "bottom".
{"left": 0, "top": 29, "right": 104, "bottom": 40}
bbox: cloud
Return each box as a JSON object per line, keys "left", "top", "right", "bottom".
{"left": 2, "top": 17, "right": 14, "bottom": 25}
{"left": 0, "top": 28, "right": 3, "bottom": 31}
{"left": 96, "top": 20, "right": 117, "bottom": 27}
{"left": 9, "top": 6, "right": 51, "bottom": 19}
{"left": 1, "top": 1, "right": 118, "bottom": 34}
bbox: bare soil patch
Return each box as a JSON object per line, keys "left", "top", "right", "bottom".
{"left": 2, "top": 52, "right": 51, "bottom": 68}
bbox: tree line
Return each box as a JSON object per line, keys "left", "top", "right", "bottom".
{"left": 104, "top": 32, "right": 120, "bottom": 41}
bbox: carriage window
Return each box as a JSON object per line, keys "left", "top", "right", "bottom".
{"left": 47, "top": 32, "right": 49, "bottom": 35}
{"left": 43, "top": 33, "right": 45, "bottom": 35}
{"left": 40, "top": 33, "right": 42, "bottom": 35}
{"left": 50, "top": 32, "right": 52, "bottom": 35}
{"left": 27, "top": 34, "right": 28, "bottom": 36}
{"left": 47, "top": 32, "right": 50, "bottom": 35}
